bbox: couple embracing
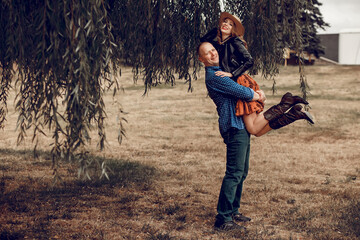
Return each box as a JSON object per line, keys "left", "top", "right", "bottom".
{"left": 198, "top": 12, "right": 314, "bottom": 231}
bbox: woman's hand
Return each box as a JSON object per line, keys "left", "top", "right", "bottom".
{"left": 215, "top": 71, "right": 233, "bottom": 78}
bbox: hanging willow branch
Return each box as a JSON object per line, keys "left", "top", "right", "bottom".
{"left": 0, "top": 0, "right": 123, "bottom": 179}
{"left": 108, "top": 0, "right": 221, "bottom": 93}
{"left": 0, "top": 0, "right": 328, "bottom": 180}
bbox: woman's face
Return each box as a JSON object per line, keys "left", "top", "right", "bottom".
{"left": 220, "top": 18, "right": 234, "bottom": 36}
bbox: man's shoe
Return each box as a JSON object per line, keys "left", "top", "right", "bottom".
{"left": 214, "top": 220, "right": 246, "bottom": 231}
{"left": 232, "top": 213, "right": 251, "bottom": 222}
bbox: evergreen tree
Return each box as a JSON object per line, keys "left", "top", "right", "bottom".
{"left": 298, "top": 0, "right": 329, "bottom": 58}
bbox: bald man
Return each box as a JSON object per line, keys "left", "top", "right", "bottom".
{"left": 198, "top": 42, "right": 264, "bottom": 231}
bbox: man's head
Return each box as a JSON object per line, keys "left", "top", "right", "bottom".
{"left": 198, "top": 42, "right": 219, "bottom": 67}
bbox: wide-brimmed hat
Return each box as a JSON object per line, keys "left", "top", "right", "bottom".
{"left": 219, "top": 12, "right": 245, "bottom": 37}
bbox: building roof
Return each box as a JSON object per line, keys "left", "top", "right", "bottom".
{"left": 318, "top": 28, "right": 360, "bottom": 35}
{"left": 339, "top": 28, "right": 360, "bottom": 34}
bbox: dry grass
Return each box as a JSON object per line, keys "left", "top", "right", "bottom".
{"left": 1, "top": 64, "right": 360, "bottom": 239}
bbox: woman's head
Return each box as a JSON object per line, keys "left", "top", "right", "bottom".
{"left": 218, "top": 12, "right": 245, "bottom": 38}
{"left": 220, "top": 18, "right": 235, "bottom": 37}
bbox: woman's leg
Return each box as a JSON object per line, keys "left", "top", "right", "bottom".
{"left": 245, "top": 104, "right": 314, "bottom": 137}
{"left": 254, "top": 124, "right": 272, "bottom": 137}
{"left": 243, "top": 112, "right": 269, "bottom": 135}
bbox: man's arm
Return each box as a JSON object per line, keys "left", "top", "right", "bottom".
{"left": 207, "top": 74, "right": 255, "bottom": 101}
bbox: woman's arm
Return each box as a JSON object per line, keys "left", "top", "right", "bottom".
{"left": 215, "top": 71, "right": 233, "bottom": 78}
{"left": 200, "top": 28, "right": 218, "bottom": 43}
{"left": 230, "top": 38, "right": 254, "bottom": 78}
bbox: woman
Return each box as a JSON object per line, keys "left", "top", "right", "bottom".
{"left": 200, "top": 12, "right": 314, "bottom": 136}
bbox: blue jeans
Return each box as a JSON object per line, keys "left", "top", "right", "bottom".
{"left": 216, "top": 128, "right": 250, "bottom": 223}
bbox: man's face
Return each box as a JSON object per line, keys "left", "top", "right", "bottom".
{"left": 199, "top": 43, "right": 219, "bottom": 66}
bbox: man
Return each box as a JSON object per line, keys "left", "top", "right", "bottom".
{"left": 198, "top": 42, "right": 265, "bottom": 231}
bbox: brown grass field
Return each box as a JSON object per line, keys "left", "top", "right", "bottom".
{"left": 1, "top": 64, "right": 360, "bottom": 239}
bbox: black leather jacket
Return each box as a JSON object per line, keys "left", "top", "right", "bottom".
{"left": 200, "top": 28, "right": 254, "bottom": 80}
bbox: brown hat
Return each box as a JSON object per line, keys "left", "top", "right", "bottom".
{"left": 219, "top": 12, "right": 245, "bottom": 37}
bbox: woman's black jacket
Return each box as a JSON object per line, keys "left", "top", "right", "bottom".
{"left": 200, "top": 28, "right": 254, "bottom": 80}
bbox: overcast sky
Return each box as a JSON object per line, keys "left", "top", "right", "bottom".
{"left": 318, "top": 0, "right": 360, "bottom": 33}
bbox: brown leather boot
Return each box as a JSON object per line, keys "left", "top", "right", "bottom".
{"left": 263, "top": 92, "right": 309, "bottom": 122}
{"left": 269, "top": 104, "right": 314, "bottom": 130}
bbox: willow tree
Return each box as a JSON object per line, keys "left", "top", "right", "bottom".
{"left": 0, "top": 0, "right": 327, "bottom": 179}
{"left": 0, "top": 0, "right": 120, "bottom": 179}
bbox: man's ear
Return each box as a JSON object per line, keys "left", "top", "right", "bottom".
{"left": 198, "top": 56, "right": 203, "bottom": 63}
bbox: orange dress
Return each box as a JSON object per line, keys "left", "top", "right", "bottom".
{"left": 235, "top": 74, "right": 265, "bottom": 116}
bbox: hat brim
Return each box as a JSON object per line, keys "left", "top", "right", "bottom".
{"left": 219, "top": 12, "right": 245, "bottom": 37}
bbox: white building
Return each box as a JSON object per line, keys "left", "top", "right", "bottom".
{"left": 318, "top": 29, "right": 360, "bottom": 65}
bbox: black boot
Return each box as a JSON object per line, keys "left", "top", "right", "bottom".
{"left": 269, "top": 104, "right": 314, "bottom": 130}
{"left": 263, "top": 92, "right": 309, "bottom": 122}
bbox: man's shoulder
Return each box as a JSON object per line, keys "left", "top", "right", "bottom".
{"left": 205, "top": 66, "right": 222, "bottom": 73}
{"left": 206, "top": 70, "right": 233, "bottom": 88}
{"left": 205, "top": 71, "right": 214, "bottom": 84}
{"left": 205, "top": 68, "right": 218, "bottom": 80}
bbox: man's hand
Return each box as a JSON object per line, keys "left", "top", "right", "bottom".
{"left": 256, "top": 90, "right": 266, "bottom": 102}
{"left": 215, "top": 71, "right": 233, "bottom": 78}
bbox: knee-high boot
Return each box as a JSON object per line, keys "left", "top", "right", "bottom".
{"left": 263, "top": 92, "right": 308, "bottom": 122}
{"left": 269, "top": 104, "right": 314, "bottom": 130}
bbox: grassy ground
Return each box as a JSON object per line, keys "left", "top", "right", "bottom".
{"left": 0, "top": 64, "right": 360, "bottom": 239}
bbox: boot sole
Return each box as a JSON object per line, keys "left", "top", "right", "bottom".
{"left": 304, "top": 111, "right": 315, "bottom": 124}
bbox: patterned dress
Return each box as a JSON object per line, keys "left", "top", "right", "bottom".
{"left": 235, "top": 74, "right": 264, "bottom": 116}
